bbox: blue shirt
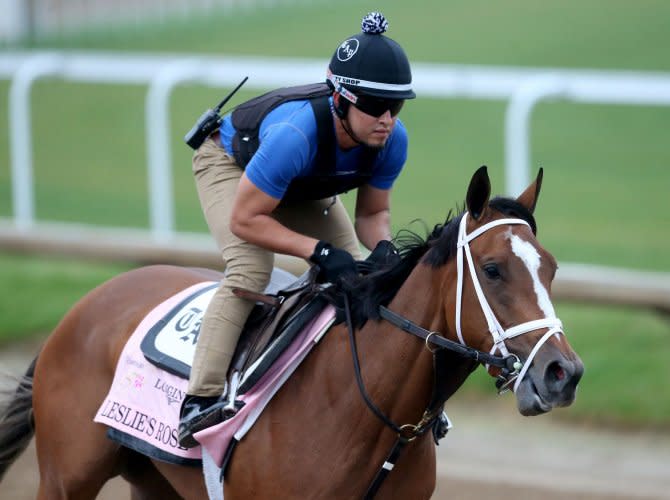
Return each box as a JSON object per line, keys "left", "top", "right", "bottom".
{"left": 219, "top": 98, "right": 408, "bottom": 199}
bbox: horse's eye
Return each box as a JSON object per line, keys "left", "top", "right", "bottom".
{"left": 483, "top": 263, "right": 501, "bottom": 280}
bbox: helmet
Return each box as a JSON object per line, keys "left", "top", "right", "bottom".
{"left": 327, "top": 12, "right": 415, "bottom": 104}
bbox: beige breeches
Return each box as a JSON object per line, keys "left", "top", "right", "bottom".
{"left": 188, "top": 136, "right": 361, "bottom": 396}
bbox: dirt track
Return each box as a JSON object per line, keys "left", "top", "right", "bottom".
{"left": 1, "top": 438, "right": 650, "bottom": 500}
{"left": 2, "top": 341, "right": 669, "bottom": 500}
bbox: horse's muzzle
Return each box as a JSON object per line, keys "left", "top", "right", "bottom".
{"left": 515, "top": 353, "right": 584, "bottom": 416}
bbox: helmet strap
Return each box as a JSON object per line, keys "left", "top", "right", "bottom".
{"left": 340, "top": 115, "right": 364, "bottom": 146}
{"left": 332, "top": 92, "right": 364, "bottom": 146}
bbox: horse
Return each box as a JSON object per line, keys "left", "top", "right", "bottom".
{"left": 0, "top": 166, "right": 583, "bottom": 499}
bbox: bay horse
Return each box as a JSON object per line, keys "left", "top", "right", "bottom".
{"left": 0, "top": 166, "right": 583, "bottom": 499}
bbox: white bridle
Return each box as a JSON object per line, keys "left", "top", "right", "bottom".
{"left": 455, "top": 212, "right": 564, "bottom": 392}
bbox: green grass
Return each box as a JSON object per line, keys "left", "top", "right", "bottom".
{"left": 1, "top": 0, "right": 669, "bottom": 428}
{"left": 17, "top": 0, "right": 670, "bottom": 72}
{"left": 0, "top": 253, "right": 131, "bottom": 343}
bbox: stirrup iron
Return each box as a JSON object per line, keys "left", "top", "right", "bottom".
{"left": 225, "top": 371, "right": 241, "bottom": 413}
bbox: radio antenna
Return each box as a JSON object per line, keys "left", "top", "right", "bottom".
{"left": 215, "top": 76, "right": 248, "bottom": 113}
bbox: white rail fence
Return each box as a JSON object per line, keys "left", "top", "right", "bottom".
{"left": 1, "top": 0, "right": 314, "bottom": 42}
{"left": 1, "top": 50, "right": 669, "bottom": 310}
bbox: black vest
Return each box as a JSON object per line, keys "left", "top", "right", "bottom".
{"left": 230, "top": 83, "right": 378, "bottom": 202}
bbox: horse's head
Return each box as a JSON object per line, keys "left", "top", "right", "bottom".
{"left": 442, "top": 166, "right": 583, "bottom": 416}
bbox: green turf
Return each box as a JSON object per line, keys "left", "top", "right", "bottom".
{"left": 0, "top": 253, "right": 131, "bottom": 343}
{"left": 18, "top": 0, "right": 670, "bottom": 72}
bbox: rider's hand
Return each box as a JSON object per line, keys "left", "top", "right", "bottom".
{"left": 367, "top": 240, "right": 401, "bottom": 268}
{"left": 309, "top": 241, "right": 358, "bottom": 283}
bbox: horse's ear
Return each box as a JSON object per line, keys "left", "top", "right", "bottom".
{"left": 466, "top": 166, "right": 491, "bottom": 220}
{"left": 516, "top": 168, "right": 544, "bottom": 214}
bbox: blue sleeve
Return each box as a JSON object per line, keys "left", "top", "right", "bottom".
{"left": 244, "top": 106, "right": 316, "bottom": 199}
{"left": 368, "top": 119, "right": 409, "bottom": 190}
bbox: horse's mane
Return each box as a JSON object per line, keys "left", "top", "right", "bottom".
{"left": 331, "top": 196, "right": 537, "bottom": 328}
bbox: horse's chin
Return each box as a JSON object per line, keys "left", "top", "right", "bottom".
{"left": 515, "top": 379, "right": 553, "bottom": 416}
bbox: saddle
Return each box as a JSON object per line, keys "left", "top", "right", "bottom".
{"left": 227, "top": 266, "right": 326, "bottom": 397}
{"left": 139, "top": 246, "right": 398, "bottom": 416}
{"left": 227, "top": 239, "right": 405, "bottom": 398}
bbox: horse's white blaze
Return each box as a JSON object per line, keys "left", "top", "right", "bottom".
{"left": 509, "top": 233, "right": 556, "bottom": 318}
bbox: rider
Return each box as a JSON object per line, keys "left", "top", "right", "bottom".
{"left": 178, "top": 11, "right": 416, "bottom": 448}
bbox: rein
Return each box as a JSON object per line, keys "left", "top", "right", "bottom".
{"left": 345, "top": 213, "right": 565, "bottom": 499}
{"left": 343, "top": 294, "right": 516, "bottom": 500}
{"left": 342, "top": 293, "right": 439, "bottom": 500}
{"left": 378, "top": 305, "right": 519, "bottom": 371}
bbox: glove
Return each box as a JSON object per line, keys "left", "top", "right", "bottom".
{"left": 309, "top": 241, "right": 358, "bottom": 283}
{"left": 367, "top": 240, "right": 401, "bottom": 268}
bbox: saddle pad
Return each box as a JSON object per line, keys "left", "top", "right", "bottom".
{"left": 94, "top": 281, "right": 215, "bottom": 462}
{"left": 94, "top": 279, "right": 336, "bottom": 467}
{"left": 141, "top": 282, "right": 219, "bottom": 377}
{"left": 141, "top": 266, "right": 298, "bottom": 378}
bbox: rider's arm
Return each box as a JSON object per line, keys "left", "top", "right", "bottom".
{"left": 230, "top": 173, "right": 319, "bottom": 259}
{"left": 354, "top": 184, "right": 392, "bottom": 251}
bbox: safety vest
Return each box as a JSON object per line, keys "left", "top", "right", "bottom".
{"left": 230, "top": 83, "right": 378, "bottom": 202}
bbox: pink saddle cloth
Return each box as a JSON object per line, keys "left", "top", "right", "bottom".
{"left": 94, "top": 281, "right": 336, "bottom": 466}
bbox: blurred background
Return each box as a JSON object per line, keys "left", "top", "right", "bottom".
{"left": 1, "top": 1, "right": 669, "bottom": 498}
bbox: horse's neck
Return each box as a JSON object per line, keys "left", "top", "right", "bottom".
{"left": 353, "top": 263, "right": 448, "bottom": 423}
{"left": 357, "top": 261, "right": 477, "bottom": 418}
{"left": 235, "top": 263, "right": 471, "bottom": 498}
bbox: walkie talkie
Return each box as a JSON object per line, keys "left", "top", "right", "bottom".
{"left": 184, "top": 76, "right": 248, "bottom": 150}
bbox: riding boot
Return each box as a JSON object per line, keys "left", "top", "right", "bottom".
{"left": 178, "top": 399, "right": 240, "bottom": 451}
{"left": 178, "top": 394, "right": 223, "bottom": 448}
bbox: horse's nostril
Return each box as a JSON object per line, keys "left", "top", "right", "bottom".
{"left": 546, "top": 361, "right": 566, "bottom": 385}
{"left": 554, "top": 364, "right": 565, "bottom": 381}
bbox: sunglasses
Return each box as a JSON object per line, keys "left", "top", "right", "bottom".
{"left": 352, "top": 95, "right": 405, "bottom": 118}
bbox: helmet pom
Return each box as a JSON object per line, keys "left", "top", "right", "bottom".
{"left": 361, "top": 12, "right": 388, "bottom": 34}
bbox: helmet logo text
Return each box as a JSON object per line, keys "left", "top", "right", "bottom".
{"left": 334, "top": 76, "right": 361, "bottom": 87}
{"left": 337, "top": 39, "right": 359, "bottom": 62}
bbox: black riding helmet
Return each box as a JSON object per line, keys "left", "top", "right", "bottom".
{"left": 327, "top": 12, "right": 416, "bottom": 103}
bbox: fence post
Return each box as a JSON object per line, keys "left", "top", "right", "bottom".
{"left": 145, "top": 59, "right": 202, "bottom": 242}
{"left": 8, "top": 53, "right": 63, "bottom": 230}
{"left": 504, "top": 75, "right": 566, "bottom": 197}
